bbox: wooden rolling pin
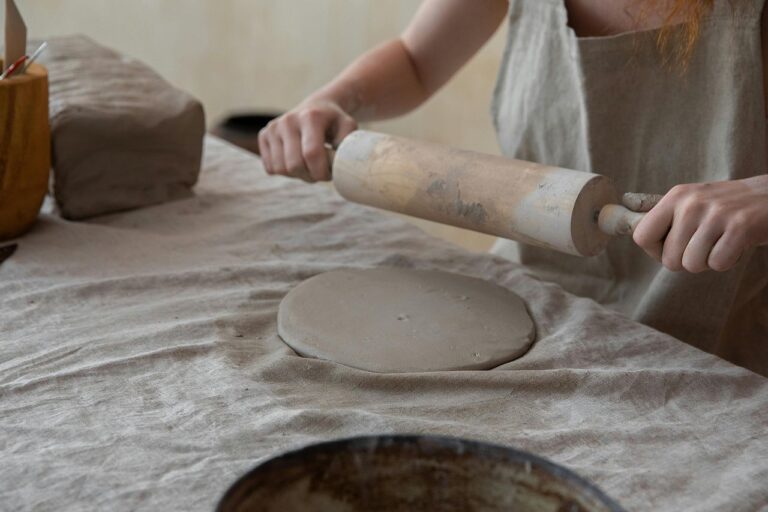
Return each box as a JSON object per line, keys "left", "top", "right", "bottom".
{"left": 331, "top": 130, "right": 660, "bottom": 257}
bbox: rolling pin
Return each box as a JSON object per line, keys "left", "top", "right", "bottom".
{"left": 330, "top": 130, "right": 660, "bottom": 257}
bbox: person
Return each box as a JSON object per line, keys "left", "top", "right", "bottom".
{"left": 258, "top": 0, "right": 768, "bottom": 376}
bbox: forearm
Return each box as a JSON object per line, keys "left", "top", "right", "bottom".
{"left": 307, "top": 0, "right": 509, "bottom": 123}
{"left": 260, "top": 0, "right": 508, "bottom": 182}
{"left": 305, "top": 38, "right": 430, "bottom": 122}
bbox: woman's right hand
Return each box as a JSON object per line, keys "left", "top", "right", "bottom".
{"left": 258, "top": 100, "right": 358, "bottom": 182}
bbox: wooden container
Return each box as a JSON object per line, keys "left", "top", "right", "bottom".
{"left": 0, "top": 62, "right": 50, "bottom": 241}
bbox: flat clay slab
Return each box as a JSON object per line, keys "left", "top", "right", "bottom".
{"left": 277, "top": 268, "right": 536, "bottom": 373}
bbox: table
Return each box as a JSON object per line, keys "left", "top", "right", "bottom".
{"left": 1, "top": 138, "right": 766, "bottom": 511}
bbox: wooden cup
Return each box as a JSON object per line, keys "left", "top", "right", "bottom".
{"left": 0, "top": 62, "right": 50, "bottom": 241}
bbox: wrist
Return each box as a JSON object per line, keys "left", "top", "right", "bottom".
{"left": 741, "top": 174, "right": 768, "bottom": 194}
{"left": 305, "top": 82, "right": 361, "bottom": 118}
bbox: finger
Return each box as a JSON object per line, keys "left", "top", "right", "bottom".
{"left": 280, "top": 125, "right": 313, "bottom": 182}
{"left": 708, "top": 231, "right": 746, "bottom": 272}
{"left": 331, "top": 116, "right": 357, "bottom": 146}
{"left": 258, "top": 129, "right": 273, "bottom": 174}
{"left": 300, "top": 120, "right": 332, "bottom": 181}
{"left": 269, "top": 133, "right": 287, "bottom": 176}
{"left": 633, "top": 197, "right": 674, "bottom": 262}
{"left": 681, "top": 227, "right": 723, "bottom": 273}
{"left": 661, "top": 212, "right": 698, "bottom": 272}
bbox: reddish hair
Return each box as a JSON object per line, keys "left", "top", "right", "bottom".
{"left": 652, "top": 0, "right": 716, "bottom": 64}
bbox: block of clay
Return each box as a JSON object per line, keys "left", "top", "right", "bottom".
{"left": 37, "top": 36, "right": 205, "bottom": 219}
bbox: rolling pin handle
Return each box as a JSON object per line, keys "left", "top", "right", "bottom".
{"left": 600, "top": 193, "right": 663, "bottom": 237}
{"left": 325, "top": 144, "right": 336, "bottom": 170}
{"left": 598, "top": 205, "right": 646, "bottom": 237}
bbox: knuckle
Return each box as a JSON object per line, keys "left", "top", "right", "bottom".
{"left": 632, "top": 223, "right": 658, "bottom": 249}
{"left": 667, "top": 184, "right": 687, "bottom": 198}
{"left": 335, "top": 119, "right": 358, "bottom": 141}
{"left": 280, "top": 114, "right": 299, "bottom": 130}
{"left": 302, "top": 143, "right": 325, "bottom": 160}
{"left": 708, "top": 256, "right": 730, "bottom": 272}
{"left": 667, "top": 183, "right": 696, "bottom": 201}
{"left": 645, "top": 248, "right": 663, "bottom": 262}
{"left": 342, "top": 116, "right": 358, "bottom": 130}
{"left": 299, "top": 107, "right": 324, "bottom": 122}
{"left": 285, "top": 163, "right": 301, "bottom": 175}
{"left": 707, "top": 202, "right": 729, "bottom": 219}
{"left": 683, "top": 194, "right": 706, "bottom": 212}
{"left": 272, "top": 160, "right": 286, "bottom": 174}
{"left": 682, "top": 259, "right": 707, "bottom": 274}
{"left": 728, "top": 211, "right": 751, "bottom": 232}
{"left": 286, "top": 157, "right": 306, "bottom": 175}
{"left": 680, "top": 192, "right": 706, "bottom": 212}
{"left": 726, "top": 224, "right": 751, "bottom": 246}
{"left": 662, "top": 254, "right": 683, "bottom": 272}
{"left": 686, "top": 185, "right": 707, "bottom": 200}
{"left": 709, "top": 246, "right": 743, "bottom": 272}
{"left": 632, "top": 230, "right": 650, "bottom": 248}
{"left": 677, "top": 203, "right": 697, "bottom": 221}
{"left": 310, "top": 166, "right": 330, "bottom": 181}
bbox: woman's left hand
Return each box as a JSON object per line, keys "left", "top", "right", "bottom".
{"left": 633, "top": 175, "right": 768, "bottom": 273}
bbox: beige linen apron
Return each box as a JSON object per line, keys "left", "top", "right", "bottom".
{"left": 492, "top": 0, "right": 768, "bottom": 375}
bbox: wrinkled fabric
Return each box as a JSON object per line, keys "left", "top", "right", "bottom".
{"left": 1, "top": 139, "right": 766, "bottom": 511}
{"left": 492, "top": 0, "right": 768, "bottom": 376}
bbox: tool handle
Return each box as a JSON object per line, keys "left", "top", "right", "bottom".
{"left": 598, "top": 193, "right": 664, "bottom": 236}
{"left": 598, "top": 205, "right": 646, "bottom": 236}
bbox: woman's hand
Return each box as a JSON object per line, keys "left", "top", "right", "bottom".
{"left": 633, "top": 175, "right": 768, "bottom": 273}
{"left": 258, "top": 100, "right": 357, "bottom": 182}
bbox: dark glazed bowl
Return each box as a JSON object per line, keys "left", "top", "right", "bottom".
{"left": 210, "top": 112, "right": 282, "bottom": 155}
{"left": 217, "top": 435, "right": 626, "bottom": 512}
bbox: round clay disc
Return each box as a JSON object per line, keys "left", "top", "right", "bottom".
{"left": 277, "top": 268, "right": 535, "bottom": 373}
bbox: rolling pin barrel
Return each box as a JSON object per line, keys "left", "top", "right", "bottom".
{"left": 332, "top": 130, "right": 621, "bottom": 257}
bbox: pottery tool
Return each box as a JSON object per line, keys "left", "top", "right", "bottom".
{"left": 330, "top": 130, "right": 662, "bottom": 257}
{"left": 4, "top": 0, "right": 26, "bottom": 73}
{"left": 0, "top": 54, "right": 26, "bottom": 79}
{"left": 21, "top": 41, "right": 47, "bottom": 73}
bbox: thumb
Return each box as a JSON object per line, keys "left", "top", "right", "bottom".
{"left": 330, "top": 117, "right": 358, "bottom": 147}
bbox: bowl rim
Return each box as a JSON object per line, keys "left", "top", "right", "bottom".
{"left": 216, "top": 434, "right": 627, "bottom": 512}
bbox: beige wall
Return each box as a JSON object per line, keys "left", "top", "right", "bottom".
{"left": 20, "top": 0, "right": 505, "bottom": 250}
